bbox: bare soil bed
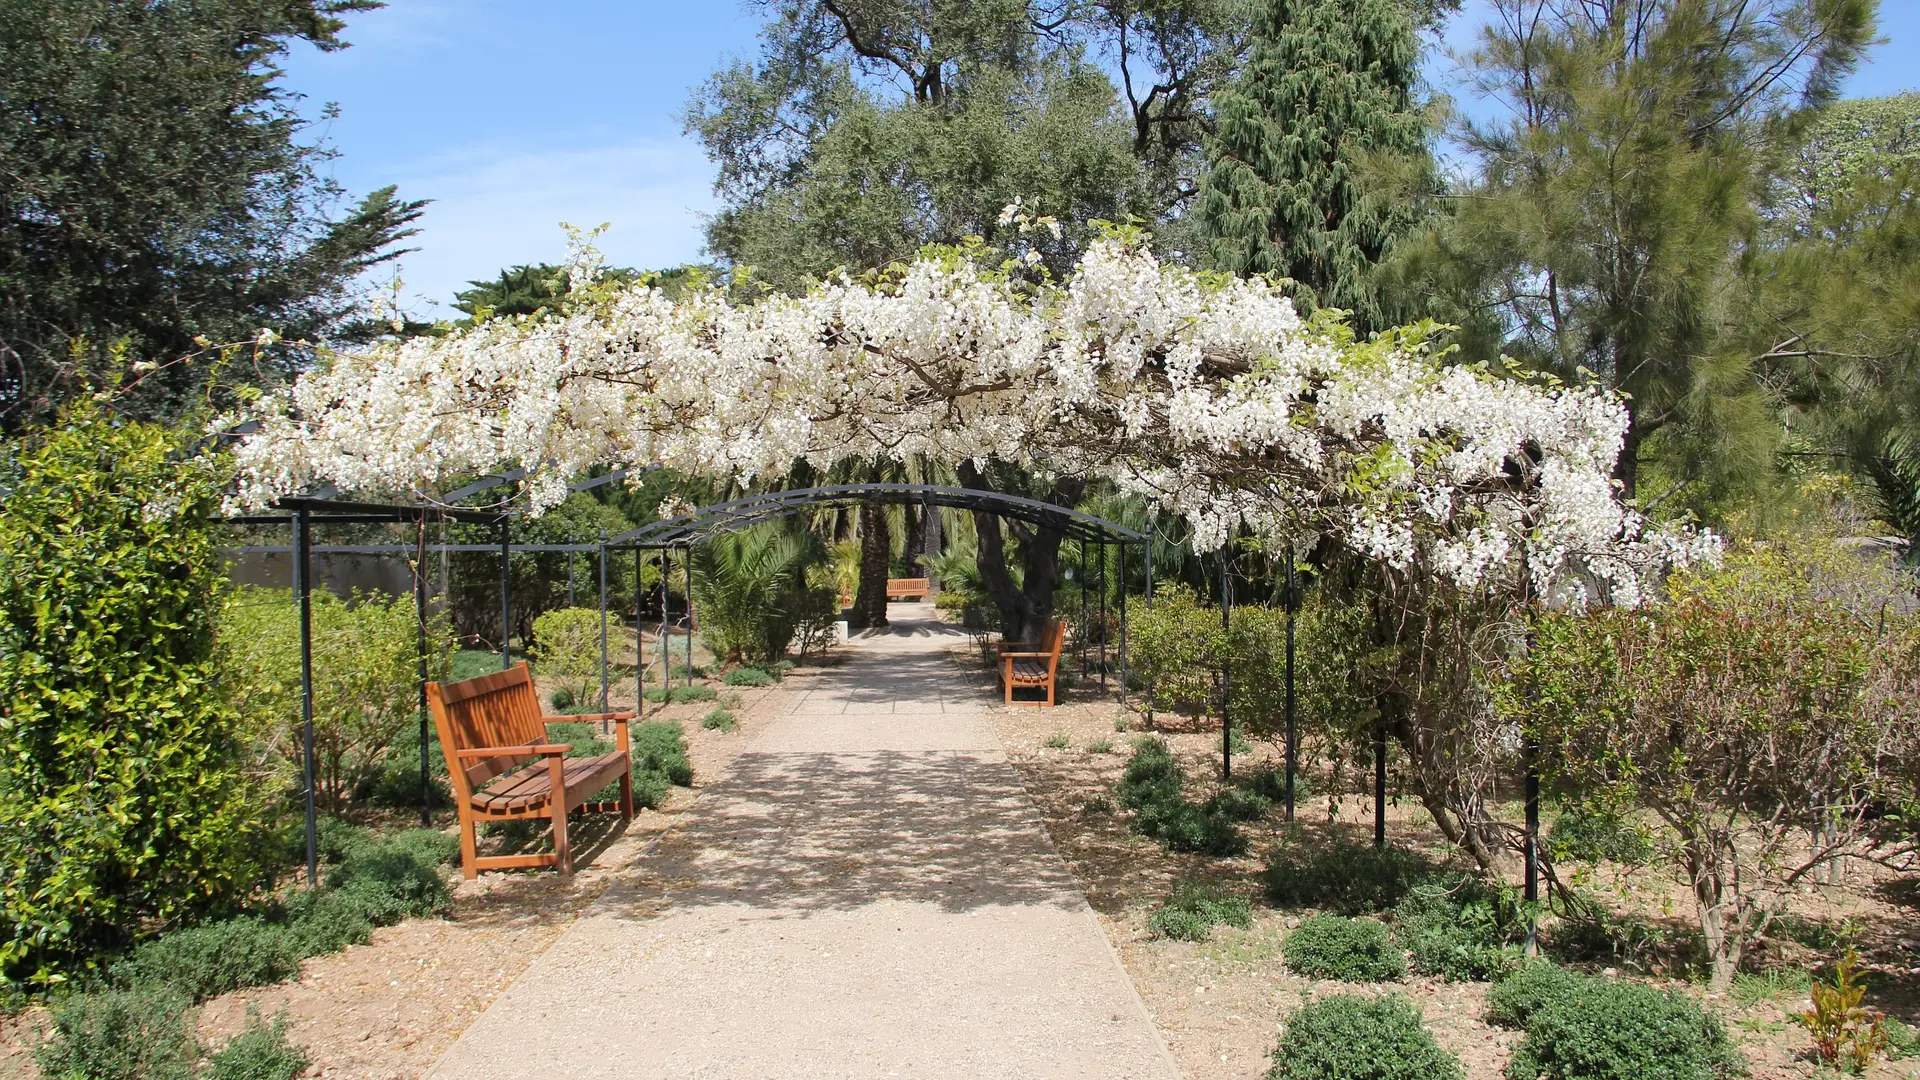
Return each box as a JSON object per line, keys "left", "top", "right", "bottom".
{"left": 0, "top": 668, "right": 808, "bottom": 1080}
{"left": 976, "top": 646, "right": 1920, "bottom": 1080}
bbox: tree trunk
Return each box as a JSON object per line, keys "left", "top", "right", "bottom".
{"left": 1687, "top": 840, "right": 1742, "bottom": 990}
{"left": 958, "top": 461, "right": 1081, "bottom": 640}
{"left": 851, "top": 504, "right": 890, "bottom": 629}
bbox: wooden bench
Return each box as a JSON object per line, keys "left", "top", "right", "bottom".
{"left": 998, "top": 620, "right": 1067, "bottom": 706}
{"left": 886, "top": 577, "right": 929, "bottom": 601}
{"left": 427, "top": 662, "right": 633, "bottom": 879}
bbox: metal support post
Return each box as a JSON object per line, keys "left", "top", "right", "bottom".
{"left": 1284, "top": 556, "right": 1297, "bottom": 824}
{"left": 1099, "top": 541, "right": 1108, "bottom": 690}
{"left": 294, "top": 508, "right": 318, "bottom": 886}
{"left": 1220, "top": 555, "right": 1233, "bottom": 781}
{"left": 1079, "top": 540, "right": 1088, "bottom": 679}
{"left": 1374, "top": 717, "right": 1388, "bottom": 848}
{"left": 683, "top": 546, "right": 694, "bottom": 680}
{"left": 414, "top": 517, "right": 431, "bottom": 826}
{"left": 499, "top": 520, "right": 512, "bottom": 670}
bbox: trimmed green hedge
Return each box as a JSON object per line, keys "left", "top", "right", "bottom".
{"left": 1285, "top": 915, "right": 1405, "bottom": 982}
{"left": 1268, "top": 994, "right": 1463, "bottom": 1080}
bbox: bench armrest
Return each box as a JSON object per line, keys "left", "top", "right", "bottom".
{"left": 453, "top": 743, "right": 571, "bottom": 759}
{"left": 1000, "top": 651, "right": 1054, "bottom": 659}
{"left": 544, "top": 712, "right": 633, "bottom": 725}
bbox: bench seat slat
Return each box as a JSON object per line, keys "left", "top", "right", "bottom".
{"left": 470, "top": 751, "right": 629, "bottom": 814}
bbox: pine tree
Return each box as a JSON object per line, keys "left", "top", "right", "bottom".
{"left": 1196, "top": 0, "right": 1425, "bottom": 333}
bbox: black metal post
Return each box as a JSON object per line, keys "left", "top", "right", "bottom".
{"left": 1099, "top": 541, "right": 1108, "bottom": 690}
{"left": 414, "top": 517, "right": 431, "bottom": 826}
{"left": 1118, "top": 544, "right": 1129, "bottom": 705}
{"left": 567, "top": 553, "right": 575, "bottom": 608}
{"left": 654, "top": 547, "right": 666, "bottom": 694}
{"left": 1374, "top": 717, "right": 1387, "bottom": 848}
{"left": 637, "top": 546, "right": 647, "bottom": 715}
{"left": 1284, "top": 555, "right": 1297, "bottom": 824}
{"left": 1144, "top": 538, "right": 1154, "bottom": 608}
{"left": 499, "top": 520, "right": 512, "bottom": 670}
{"left": 294, "top": 508, "right": 318, "bottom": 886}
{"left": 1220, "top": 554, "right": 1232, "bottom": 782}
{"left": 597, "top": 534, "right": 609, "bottom": 729}
{"left": 1525, "top": 737, "right": 1541, "bottom": 904}
{"left": 1079, "top": 540, "right": 1088, "bottom": 679}
{"left": 683, "top": 546, "right": 694, "bottom": 680}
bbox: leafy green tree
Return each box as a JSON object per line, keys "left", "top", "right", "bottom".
{"left": 0, "top": 401, "right": 266, "bottom": 986}
{"left": 1737, "top": 93, "right": 1920, "bottom": 554}
{"left": 1195, "top": 0, "right": 1428, "bottom": 331}
{"left": 1402, "top": 0, "right": 1876, "bottom": 500}
{"left": 0, "top": 0, "right": 424, "bottom": 430}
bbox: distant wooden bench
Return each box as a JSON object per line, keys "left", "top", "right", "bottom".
{"left": 886, "top": 577, "right": 929, "bottom": 601}
{"left": 999, "top": 620, "right": 1067, "bottom": 706}
{"left": 427, "top": 662, "right": 633, "bottom": 879}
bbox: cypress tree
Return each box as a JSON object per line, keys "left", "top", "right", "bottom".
{"left": 1196, "top": 0, "right": 1425, "bottom": 333}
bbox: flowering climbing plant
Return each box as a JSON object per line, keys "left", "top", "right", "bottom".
{"left": 228, "top": 219, "right": 1715, "bottom": 605}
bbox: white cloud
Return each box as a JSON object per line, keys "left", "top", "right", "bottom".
{"left": 377, "top": 138, "right": 717, "bottom": 317}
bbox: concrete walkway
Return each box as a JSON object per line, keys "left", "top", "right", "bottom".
{"left": 429, "top": 606, "right": 1179, "bottom": 1080}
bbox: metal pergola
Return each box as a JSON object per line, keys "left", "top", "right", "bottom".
{"left": 601, "top": 484, "right": 1152, "bottom": 714}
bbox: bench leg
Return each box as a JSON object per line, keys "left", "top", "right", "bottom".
{"left": 548, "top": 758, "right": 572, "bottom": 875}
{"left": 1046, "top": 677, "right": 1055, "bottom": 707}
{"left": 619, "top": 769, "right": 633, "bottom": 821}
{"left": 458, "top": 811, "right": 479, "bottom": 881}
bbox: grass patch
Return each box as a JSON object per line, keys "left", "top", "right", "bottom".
{"left": 1043, "top": 732, "right": 1070, "bottom": 749}
{"left": 722, "top": 666, "right": 777, "bottom": 687}
{"left": 1730, "top": 966, "right": 1813, "bottom": 1005}
{"left": 642, "top": 684, "right": 719, "bottom": 704}
{"left": 700, "top": 708, "right": 738, "bottom": 732}
{"left": 1087, "top": 738, "right": 1114, "bottom": 754}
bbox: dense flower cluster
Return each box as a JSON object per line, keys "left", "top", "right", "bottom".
{"left": 229, "top": 226, "right": 1712, "bottom": 603}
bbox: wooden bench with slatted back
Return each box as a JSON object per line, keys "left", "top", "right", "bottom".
{"left": 998, "top": 620, "right": 1067, "bottom": 706}
{"left": 426, "top": 662, "right": 633, "bottom": 879}
{"left": 886, "top": 577, "right": 930, "bottom": 601}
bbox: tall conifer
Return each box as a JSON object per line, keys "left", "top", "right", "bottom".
{"left": 1196, "top": 0, "right": 1424, "bottom": 332}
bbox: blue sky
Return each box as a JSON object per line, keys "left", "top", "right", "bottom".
{"left": 281, "top": 1, "right": 1920, "bottom": 317}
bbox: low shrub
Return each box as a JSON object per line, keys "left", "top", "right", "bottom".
{"left": 1088, "top": 738, "right": 1115, "bottom": 754}
{"left": 1263, "top": 842, "right": 1438, "bottom": 914}
{"left": 722, "top": 667, "right": 777, "bottom": 687}
{"left": 326, "top": 843, "right": 451, "bottom": 924}
{"left": 1238, "top": 766, "right": 1315, "bottom": 803}
{"left": 1267, "top": 994, "right": 1463, "bottom": 1080}
{"left": 1285, "top": 915, "right": 1405, "bottom": 982}
{"left": 700, "top": 708, "right": 738, "bottom": 731}
{"left": 34, "top": 985, "right": 199, "bottom": 1080}
{"left": 642, "top": 684, "right": 719, "bottom": 704}
{"left": 203, "top": 1005, "right": 309, "bottom": 1080}
{"left": 1044, "top": 732, "right": 1071, "bottom": 749}
{"left": 1395, "top": 875, "right": 1527, "bottom": 982}
{"left": 1117, "top": 739, "right": 1247, "bottom": 855}
{"left": 1133, "top": 799, "right": 1249, "bottom": 856}
{"left": 1505, "top": 978, "right": 1741, "bottom": 1080}
{"left": 1548, "top": 806, "right": 1654, "bottom": 866}
{"left": 1147, "top": 880, "right": 1256, "bottom": 942}
{"left": 280, "top": 889, "right": 373, "bottom": 956}
{"left": 1205, "top": 786, "right": 1272, "bottom": 822}
{"left": 633, "top": 721, "right": 694, "bottom": 786}
{"left": 113, "top": 918, "right": 301, "bottom": 1002}
{"left": 1485, "top": 961, "right": 1589, "bottom": 1029}
{"left": 551, "top": 687, "right": 576, "bottom": 711}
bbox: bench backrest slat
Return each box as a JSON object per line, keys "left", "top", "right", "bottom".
{"left": 426, "top": 662, "right": 546, "bottom": 795}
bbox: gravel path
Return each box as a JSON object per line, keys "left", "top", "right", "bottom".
{"left": 428, "top": 607, "right": 1180, "bottom": 1079}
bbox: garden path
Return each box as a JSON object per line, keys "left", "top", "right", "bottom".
{"left": 427, "top": 604, "right": 1180, "bottom": 1079}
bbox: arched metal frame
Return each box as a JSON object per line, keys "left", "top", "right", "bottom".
{"left": 602, "top": 484, "right": 1149, "bottom": 727}
{"left": 216, "top": 479, "right": 1155, "bottom": 889}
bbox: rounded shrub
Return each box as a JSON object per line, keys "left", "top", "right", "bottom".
{"left": 280, "top": 889, "right": 374, "bottom": 956}
{"left": 550, "top": 686, "right": 576, "bottom": 711}
{"left": 633, "top": 721, "right": 695, "bottom": 786}
{"left": 1267, "top": 994, "right": 1464, "bottom": 1080}
{"left": 701, "top": 708, "right": 738, "bottom": 731}
{"left": 1205, "top": 786, "right": 1273, "bottom": 822}
{"left": 1485, "top": 961, "right": 1589, "bottom": 1029}
{"left": 1505, "top": 978, "right": 1742, "bottom": 1080}
{"left": 1285, "top": 914, "right": 1406, "bottom": 982}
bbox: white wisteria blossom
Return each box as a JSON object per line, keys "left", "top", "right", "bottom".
{"left": 228, "top": 223, "right": 1711, "bottom": 604}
